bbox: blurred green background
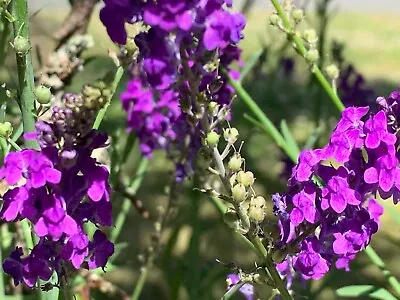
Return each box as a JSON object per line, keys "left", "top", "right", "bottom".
{"left": 1, "top": 1, "right": 400, "bottom": 299}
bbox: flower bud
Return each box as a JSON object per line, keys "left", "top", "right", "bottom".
{"left": 0, "top": 122, "right": 13, "bottom": 137}
{"left": 236, "top": 171, "right": 255, "bottom": 187}
{"left": 269, "top": 14, "right": 281, "bottom": 26}
{"left": 125, "top": 37, "right": 137, "bottom": 54}
{"left": 228, "top": 153, "right": 243, "bottom": 172}
{"left": 325, "top": 64, "right": 339, "bottom": 80}
{"left": 291, "top": 9, "right": 304, "bottom": 23}
{"left": 231, "top": 184, "right": 247, "bottom": 202}
{"left": 224, "top": 127, "right": 239, "bottom": 144}
{"left": 249, "top": 205, "right": 265, "bottom": 222}
{"left": 305, "top": 49, "right": 319, "bottom": 63}
{"left": 208, "top": 101, "right": 219, "bottom": 117}
{"left": 13, "top": 36, "right": 30, "bottom": 54}
{"left": 303, "top": 29, "right": 318, "bottom": 44}
{"left": 251, "top": 195, "right": 266, "bottom": 208}
{"left": 35, "top": 85, "right": 52, "bottom": 104}
{"left": 206, "top": 131, "right": 220, "bottom": 148}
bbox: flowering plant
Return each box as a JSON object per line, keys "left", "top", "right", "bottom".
{"left": 0, "top": 0, "right": 399, "bottom": 299}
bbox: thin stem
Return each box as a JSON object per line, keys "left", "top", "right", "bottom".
{"left": 11, "top": 0, "right": 39, "bottom": 150}
{"left": 364, "top": 247, "right": 400, "bottom": 297}
{"left": 270, "top": 0, "right": 344, "bottom": 112}
{"left": 7, "top": 137, "right": 22, "bottom": 151}
{"left": 131, "top": 261, "right": 153, "bottom": 300}
{"left": 0, "top": 10, "right": 12, "bottom": 66}
{"left": 249, "top": 236, "right": 293, "bottom": 300}
{"left": 111, "top": 158, "right": 149, "bottom": 242}
{"left": 221, "top": 281, "right": 246, "bottom": 300}
{"left": 93, "top": 67, "right": 124, "bottom": 130}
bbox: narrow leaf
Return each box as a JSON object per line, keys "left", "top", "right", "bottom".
{"left": 239, "top": 49, "right": 263, "bottom": 82}
{"left": 280, "top": 120, "right": 300, "bottom": 156}
{"left": 221, "top": 281, "right": 245, "bottom": 300}
{"left": 336, "top": 285, "right": 397, "bottom": 300}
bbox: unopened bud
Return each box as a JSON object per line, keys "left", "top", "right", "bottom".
{"left": 224, "top": 127, "right": 239, "bottom": 144}
{"left": 305, "top": 49, "right": 319, "bottom": 63}
{"left": 208, "top": 101, "right": 219, "bottom": 117}
{"left": 325, "top": 64, "right": 339, "bottom": 80}
{"left": 249, "top": 205, "right": 265, "bottom": 222}
{"left": 269, "top": 14, "right": 281, "bottom": 26}
{"left": 282, "top": 0, "right": 292, "bottom": 11}
{"left": 0, "top": 122, "right": 13, "bottom": 137}
{"left": 236, "top": 171, "right": 255, "bottom": 187}
{"left": 35, "top": 85, "right": 52, "bottom": 104}
{"left": 13, "top": 36, "right": 30, "bottom": 54}
{"left": 251, "top": 196, "right": 266, "bottom": 208}
{"left": 125, "top": 38, "right": 137, "bottom": 54}
{"left": 291, "top": 9, "right": 304, "bottom": 23}
{"left": 231, "top": 184, "right": 247, "bottom": 202}
{"left": 303, "top": 29, "right": 318, "bottom": 44}
{"left": 206, "top": 131, "right": 220, "bottom": 148}
{"left": 228, "top": 154, "right": 242, "bottom": 172}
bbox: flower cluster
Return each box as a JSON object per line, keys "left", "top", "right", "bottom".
{"left": 271, "top": 90, "right": 400, "bottom": 280}
{"left": 100, "top": 0, "right": 245, "bottom": 178}
{"left": 1, "top": 84, "right": 114, "bottom": 288}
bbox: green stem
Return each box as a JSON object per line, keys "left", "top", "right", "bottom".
{"left": 111, "top": 158, "right": 148, "bottom": 242}
{"left": 93, "top": 67, "right": 124, "bottom": 130}
{"left": 249, "top": 236, "right": 293, "bottom": 300}
{"left": 221, "top": 281, "right": 246, "bottom": 300}
{"left": 11, "top": 0, "right": 38, "bottom": 150}
{"left": 270, "top": 0, "right": 344, "bottom": 112}
{"left": 364, "top": 247, "right": 400, "bottom": 297}
{"left": 131, "top": 258, "right": 153, "bottom": 300}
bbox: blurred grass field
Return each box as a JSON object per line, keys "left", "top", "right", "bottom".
{"left": 2, "top": 5, "right": 400, "bottom": 299}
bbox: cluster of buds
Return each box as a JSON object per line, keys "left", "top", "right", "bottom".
{"left": 269, "top": 4, "right": 321, "bottom": 68}
{"left": 203, "top": 122, "right": 267, "bottom": 234}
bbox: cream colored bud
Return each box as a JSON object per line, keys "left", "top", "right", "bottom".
{"left": 236, "top": 171, "right": 255, "bottom": 187}
{"left": 224, "top": 127, "right": 239, "bottom": 144}
{"left": 231, "top": 184, "right": 247, "bottom": 202}
{"left": 228, "top": 154, "right": 243, "bottom": 172}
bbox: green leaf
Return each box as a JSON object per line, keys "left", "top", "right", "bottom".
{"left": 239, "top": 49, "right": 263, "bottom": 82}
{"left": 336, "top": 285, "right": 397, "bottom": 300}
{"left": 221, "top": 282, "right": 246, "bottom": 300}
{"left": 303, "top": 125, "right": 323, "bottom": 150}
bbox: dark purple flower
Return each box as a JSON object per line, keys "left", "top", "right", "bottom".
{"left": 88, "top": 230, "right": 114, "bottom": 270}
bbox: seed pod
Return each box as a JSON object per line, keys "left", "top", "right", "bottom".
{"left": 206, "top": 131, "right": 220, "bottom": 148}
{"left": 13, "top": 36, "right": 30, "bottom": 54}
{"left": 35, "top": 85, "right": 52, "bottom": 104}
{"left": 0, "top": 122, "right": 13, "bottom": 137}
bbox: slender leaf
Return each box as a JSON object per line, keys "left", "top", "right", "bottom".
{"left": 221, "top": 282, "right": 246, "bottom": 300}
{"left": 239, "top": 49, "right": 263, "bottom": 82}
{"left": 336, "top": 285, "right": 397, "bottom": 300}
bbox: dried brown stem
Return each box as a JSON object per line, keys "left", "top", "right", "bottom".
{"left": 53, "top": 0, "right": 98, "bottom": 49}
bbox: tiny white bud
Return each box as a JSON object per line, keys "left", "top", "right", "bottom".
{"left": 224, "top": 127, "right": 239, "bottom": 144}
{"left": 208, "top": 101, "right": 219, "bottom": 117}
{"left": 269, "top": 14, "right": 281, "bottom": 26}
{"left": 303, "top": 29, "right": 318, "bottom": 44}
{"left": 236, "top": 171, "right": 255, "bottom": 187}
{"left": 305, "top": 49, "right": 319, "bottom": 63}
{"left": 228, "top": 154, "right": 243, "bottom": 172}
{"left": 231, "top": 184, "right": 247, "bottom": 202}
{"left": 291, "top": 9, "right": 304, "bottom": 23}
{"left": 325, "top": 64, "right": 340, "bottom": 80}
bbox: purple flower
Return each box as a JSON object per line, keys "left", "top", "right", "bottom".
{"left": 61, "top": 232, "right": 90, "bottom": 269}
{"left": 294, "top": 149, "right": 322, "bottom": 182}
{"left": 364, "top": 111, "right": 396, "bottom": 149}
{"left": 88, "top": 230, "right": 114, "bottom": 270}
{"left": 289, "top": 183, "right": 319, "bottom": 226}
{"left": 203, "top": 10, "right": 245, "bottom": 50}
{"left": 2, "top": 247, "right": 24, "bottom": 286}
{"left": 293, "top": 237, "right": 330, "bottom": 280}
